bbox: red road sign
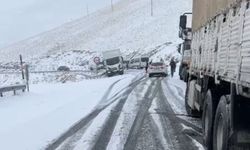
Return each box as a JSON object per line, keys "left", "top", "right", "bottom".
{"left": 94, "top": 57, "right": 100, "bottom": 64}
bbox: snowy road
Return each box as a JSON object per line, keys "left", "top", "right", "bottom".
{"left": 49, "top": 73, "right": 204, "bottom": 150}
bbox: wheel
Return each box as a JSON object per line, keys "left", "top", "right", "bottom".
{"left": 202, "top": 90, "right": 218, "bottom": 150}
{"left": 119, "top": 70, "right": 124, "bottom": 75}
{"left": 213, "top": 95, "right": 230, "bottom": 150}
{"left": 182, "top": 66, "right": 189, "bottom": 82}
{"left": 179, "top": 65, "right": 184, "bottom": 80}
{"left": 180, "top": 75, "right": 183, "bottom": 80}
{"left": 185, "top": 80, "right": 200, "bottom": 117}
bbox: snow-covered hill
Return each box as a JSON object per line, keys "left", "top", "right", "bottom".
{"left": 0, "top": 0, "right": 192, "bottom": 62}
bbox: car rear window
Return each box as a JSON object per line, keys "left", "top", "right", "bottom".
{"left": 151, "top": 62, "right": 163, "bottom": 66}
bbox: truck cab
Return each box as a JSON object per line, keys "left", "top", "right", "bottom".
{"left": 178, "top": 14, "right": 192, "bottom": 82}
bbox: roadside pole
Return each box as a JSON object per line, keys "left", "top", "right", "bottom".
{"left": 20, "top": 55, "right": 25, "bottom": 80}
{"left": 151, "top": 0, "right": 153, "bottom": 16}
{"left": 111, "top": 0, "right": 114, "bottom": 12}
{"left": 25, "top": 64, "right": 30, "bottom": 92}
{"left": 86, "top": 4, "right": 89, "bottom": 16}
{"left": 24, "top": 64, "right": 30, "bottom": 92}
{"left": 96, "top": 63, "right": 98, "bottom": 75}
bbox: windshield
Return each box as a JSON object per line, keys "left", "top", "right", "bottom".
{"left": 106, "top": 57, "right": 120, "bottom": 65}
{"left": 141, "top": 57, "right": 149, "bottom": 62}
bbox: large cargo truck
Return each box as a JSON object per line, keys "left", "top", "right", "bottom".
{"left": 102, "top": 49, "right": 124, "bottom": 77}
{"left": 179, "top": 0, "right": 250, "bottom": 149}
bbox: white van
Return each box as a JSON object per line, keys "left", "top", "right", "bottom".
{"left": 102, "top": 49, "right": 124, "bottom": 76}
{"left": 129, "top": 56, "right": 149, "bottom": 69}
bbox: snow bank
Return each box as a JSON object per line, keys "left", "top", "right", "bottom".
{"left": 0, "top": 74, "right": 133, "bottom": 150}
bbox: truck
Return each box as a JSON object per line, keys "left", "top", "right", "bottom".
{"left": 102, "top": 49, "right": 124, "bottom": 77}
{"left": 178, "top": 17, "right": 192, "bottom": 81}
{"left": 179, "top": 0, "right": 250, "bottom": 149}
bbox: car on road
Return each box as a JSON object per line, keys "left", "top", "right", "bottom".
{"left": 148, "top": 62, "right": 168, "bottom": 77}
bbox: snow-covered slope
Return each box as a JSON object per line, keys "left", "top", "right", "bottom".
{"left": 0, "top": 0, "right": 192, "bottom": 62}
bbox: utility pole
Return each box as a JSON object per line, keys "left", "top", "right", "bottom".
{"left": 111, "top": 0, "right": 114, "bottom": 12}
{"left": 19, "top": 54, "right": 24, "bottom": 80}
{"left": 86, "top": 4, "right": 89, "bottom": 16}
{"left": 151, "top": 0, "right": 153, "bottom": 16}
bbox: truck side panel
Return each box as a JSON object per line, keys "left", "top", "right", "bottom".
{"left": 191, "top": 0, "right": 250, "bottom": 89}
{"left": 241, "top": 4, "right": 250, "bottom": 83}
{"left": 192, "top": 0, "right": 239, "bottom": 32}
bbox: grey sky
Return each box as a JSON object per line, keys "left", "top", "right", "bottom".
{"left": 0, "top": 0, "right": 114, "bottom": 48}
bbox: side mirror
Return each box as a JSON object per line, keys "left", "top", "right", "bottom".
{"left": 179, "top": 15, "right": 187, "bottom": 29}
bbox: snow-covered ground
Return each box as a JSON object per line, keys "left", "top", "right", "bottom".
{"left": 0, "top": 73, "right": 139, "bottom": 150}
{"left": 0, "top": 0, "right": 196, "bottom": 149}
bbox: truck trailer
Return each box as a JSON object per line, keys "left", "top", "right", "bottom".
{"left": 179, "top": 0, "right": 250, "bottom": 149}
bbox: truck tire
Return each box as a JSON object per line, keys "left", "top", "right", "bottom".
{"left": 119, "top": 70, "right": 124, "bottom": 75}
{"left": 202, "top": 90, "right": 217, "bottom": 150}
{"left": 185, "top": 80, "right": 200, "bottom": 117}
{"left": 107, "top": 73, "right": 112, "bottom": 77}
{"left": 213, "top": 95, "right": 230, "bottom": 150}
{"left": 179, "top": 65, "right": 183, "bottom": 80}
{"left": 182, "top": 66, "right": 189, "bottom": 82}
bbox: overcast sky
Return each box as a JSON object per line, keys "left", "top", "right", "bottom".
{"left": 0, "top": 0, "right": 115, "bottom": 48}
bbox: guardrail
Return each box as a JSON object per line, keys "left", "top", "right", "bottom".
{"left": 0, "top": 85, "right": 26, "bottom": 97}
{"left": 0, "top": 70, "right": 92, "bottom": 75}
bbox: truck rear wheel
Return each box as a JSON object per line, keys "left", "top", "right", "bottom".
{"left": 182, "top": 66, "right": 189, "bottom": 82}
{"left": 202, "top": 90, "right": 217, "bottom": 150}
{"left": 213, "top": 95, "right": 230, "bottom": 150}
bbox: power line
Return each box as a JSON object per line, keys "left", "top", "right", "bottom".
{"left": 86, "top": 4, "right": 89, "bottom": 16}
{"left": 111, "top": 0, "right": 114, "bottom": 12}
